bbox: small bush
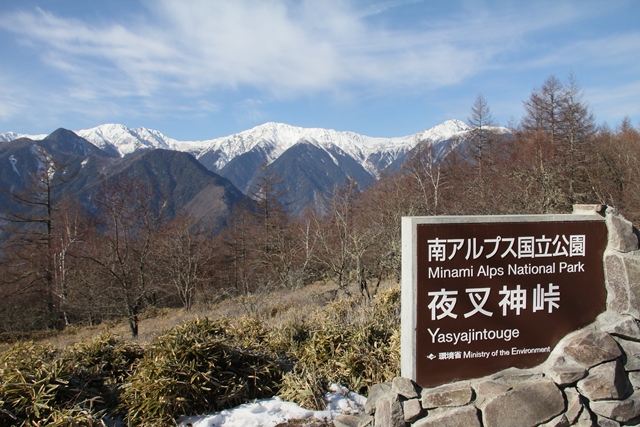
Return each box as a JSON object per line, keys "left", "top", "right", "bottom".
{"left": 0, "top": 342, "right": 98, "bottom": 426}
{"left": 0, "top": 285, "right": 402, "bottom": 424}
{"left": 0, "top": 335, "right": 144, "bottom": 426}
{"left": 120, "top": 317, "right": 283, "bottom": 426}
{"left": 63, "top": 333, "right": 143, "bottom": 384}
{"left": 278, "top": 286, "right": 401, "bottom": 409}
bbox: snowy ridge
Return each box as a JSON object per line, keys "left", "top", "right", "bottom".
{"left": 180, "top": 119, "right": 477, "bottom": 174}
{"left": 75, "top": 119, "right": 481, "bottom": 173}
{"left": 0, "top": 131, "right": 48, "bottom": 142}
{"left": 75, "top": 123, "right": 183, "bottom": 156}
{"left": 2, "top": 119, "right": 510, "bottom": 176}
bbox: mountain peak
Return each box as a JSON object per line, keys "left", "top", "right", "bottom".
{"left": 440, "top": 119, "right": 470, "bottom": 131}
{"left": 4, "top": 119, "right": 511, "bottom": 174}
{"left": 76, "top": 124, "right": 177, "bottom": 157}
{"left": 0, "top": 131, "right": 48, "bottom": 143}
{"left": 40, "top": 127, "right": 107, "bottom": 158}
{"left": 46, "top": 119, "right": 489, "bottom": 173}
{"left": 416, "top": 119, "right": 470, "bottom": 141}
{"left": 45, "top": 127, "right": 82, "bottom": 140}
{"left": 0, "top": 120, "right": 513, "bottom": 215}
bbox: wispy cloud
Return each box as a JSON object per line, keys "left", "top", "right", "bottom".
{"left": 0, "top": 0, "right": 636, "bottom": 133}
{"left": 0, "top": 1, "right": 600, "bottom": 99}
{"left": 0, "top": 74, "right": 25, "bottom": 121}
{"left": 587, "top": 81, "right": 640, "bottom": 125}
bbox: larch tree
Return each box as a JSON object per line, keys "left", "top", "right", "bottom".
{"left": 518, "top": 75, "right": 570, "bottom": 212}
{"left": 558, "top": 73, "right": 596, "bottom": 204}
{"left": 314, "top": 178, "right": 384, "bottom": 299}
{"left": 0, "top": 146, "right": 74, "bottom": 329}
{"left": 467, "top": 92, "right": 496, "bottom": 177}
{"left": 219, "top": 201, "right": 257, "bottom": 296}
{"left": 522, "top": 75, "right": 565, "bottom": 146}
{"left": 248, "top": 165, "right": 294, "bottom": 290}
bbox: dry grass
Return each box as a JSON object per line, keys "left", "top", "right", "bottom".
{"left": 30, "top": 279, "right": 394, "bottom": 351}
{"left": 1, "top": 280, "right": 400, "bottom": 425}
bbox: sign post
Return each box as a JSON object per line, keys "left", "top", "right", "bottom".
{"left": 401, "top": 214, "right": 608, "bottom": 388}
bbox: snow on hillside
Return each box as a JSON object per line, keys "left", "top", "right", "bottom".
{"left": 75, "top": 123, "right": 182, "bottom": 156}
{"left": 68, "top": 120, "right": 482, "bottom": 175}
{"left": 0, "top": 131, "right": 48, "bottom": 142}
{"left": 179, "top": 119, "right": 476, "bottom": 175}
{"left": 2, "top": 120, "right": 510, "bottom": 177}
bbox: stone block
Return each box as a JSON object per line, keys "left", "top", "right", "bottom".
{"left": 572, "top": 204, "right": 606, "bottom": 216}
{"left": 564, "top": 387, "right": 586, "bottom": 424}
{"left": 629, "top": 371, "right": 640, "bottom": 389}
{"left": 333, "top": 414, "right": 364, "bottom": 427}
{"left": 605, "top": 252, "right": 640, "bottom": 318}
{"left": 577, "top": 359, "right": 631, "bottom": 401}
{"left": 412, "top": 405, "right": 480, "bottom": 427}
{"left": 373, "top": 392, "right": 404, "bottom": 427}
{"left": 420, "top": 381, "right": 473, "bottom": 409}
{"left": 590, "top": 390, "right": 640, "bottom": 423}
{"left": 472, "top": 379, "right": 512, "bottom": 409}
{"left": 481, "top": 379, "right": 565, "bottom": 427}
{"left": 364, "top": 382, "right": 391, "bottom": 415}
{"left": 606, "top": 208, "right": 639, "bottom": 253}
{"left": 614, "top": 337, "right": 640, "bottom": 371}
{"left": 595, "top": 415, "right": 621, "bottom": 427}
{"left": 537, "top": 413, "right": 569, "bottom": 427}
{"left": 401, "top": 398, "right": 423, "bottom": 423}
{"left": 604, "top": 253, "right": 632, "bottom": 315}
{"left": 597, "top": 311, "right": 640, "bottom": 341}
{"left": 357, "top": 415, "right": 373, "bottom": 427}
{"left": 490, "top": 368, "right": 543, "bottom": 385}
{"left": 391, "top": 376, "right": 419, "bottom": 399}
{"left": 545, "top": 354, "right": 587, "bottom": 386}
{"left": 572, "top": 407, "right": 596, "bottom": 427}
{"left": 559, "top": 329, "right": 622, "bottom": 369}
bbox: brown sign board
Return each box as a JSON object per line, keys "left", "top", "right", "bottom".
{"left": 401, "top": 214, "right": 608, "bottom": 388}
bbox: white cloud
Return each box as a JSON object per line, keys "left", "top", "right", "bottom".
{"left": 0, "top": 3, "right": 503, "bottom": 93}
{"left": 0, "top": 0, "right": 636, "bottom": 112}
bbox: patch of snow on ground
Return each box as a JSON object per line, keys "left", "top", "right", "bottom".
{"left": 9, "top": 155, "right": 20, "bottom": 175}
{"left": 177, "top": 384, "right": 366, "bottom": 427}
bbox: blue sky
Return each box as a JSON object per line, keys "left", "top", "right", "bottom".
{"left": 0, "top": 0, "right": 638, "bottom": 140}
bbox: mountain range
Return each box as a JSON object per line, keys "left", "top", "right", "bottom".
{"left": 0, "top": 120, "right": 511, "bottom": 226}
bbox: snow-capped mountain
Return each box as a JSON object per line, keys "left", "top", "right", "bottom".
{"left": 185, "top": 120, "right": 473, "bottom": 177}
{"left": 75, "top": 123, "right": 182, "bottom": 158}
{"left": 0, "top": 131, "right": 48, "bottom": 142}
{"left": 3, "top": 119, "right": 493, "bottom": 176}
{"left": 0, "top": 131, "right": 248, "bottom": 236}
{"left": 1, "top": 120, "right": 511, "bottom": 213}
{"left": 69, "top": 119, "right": 477, "bottom": 175}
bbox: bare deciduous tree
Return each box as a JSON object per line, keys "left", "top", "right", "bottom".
{"left": 85, "top": 177, "right": 164, "bottom": 338}
{"left": 401, "top": 142, "right": 449, "bottom": 215}
{"left": 157, "top": 216, "right": 213, "bottom": 311}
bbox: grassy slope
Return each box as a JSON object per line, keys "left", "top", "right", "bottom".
{"left": 0, "top": 280, "right": 401, "bottom": 425}
{"left": 34, "top": 279, "right": 360, "bottom": 350}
